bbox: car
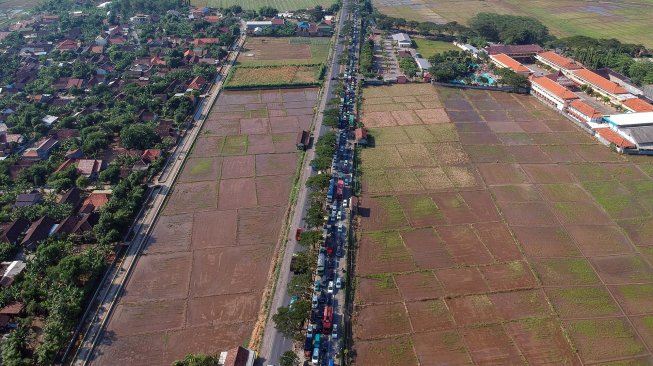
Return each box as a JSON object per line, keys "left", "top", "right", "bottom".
{"left": 311, "top": 348, "right": 319, "bottom": 365}
{"left": 312, "top": 294, "right": 318, "bottom": 309}
{"left": 327, "top": 281, "right": 334, "bottom": 294}
{"left": 332, "top": 324, "right": 338, "bottom": 339}
{"left": 337, "top": 225, "right": 344, "bottom": 234}
{"left": 336, "top": 210, "right": 341, "bottom": 221}
{"left": 343, "top": 199, "right": 348, "bottom": 208}
{"left": 336, "top": 247, "right": 343, "bottom": 257}
{"left": 307, "top": 324, "right": 314, "bottom": 337}
{"left": 314, "top": 280, "right": 320, "bottom": 292}
{"left": 336, "top": 277, "right": 342, "bottom": 289}
{"left": 318, "top": 293, "right": 326, "bottom": 303}
{"left": 290, "top": 295, "right": 298, "bottom": 307}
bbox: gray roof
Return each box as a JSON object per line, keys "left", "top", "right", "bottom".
{"left": 621, "top": 126, "right": 653, "bottom": 144}
{"left": 415, "top": 58, "right": 431, "bottom": 70}
{"left": 392, "top": 33, "right": 411, "bottom": 43}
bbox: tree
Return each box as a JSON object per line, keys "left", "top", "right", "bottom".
{"left": 298, "top": 230, "right": 321, "bottom": 247}
{"left": 272, "top": 300, "right": 311, "bottom": 340}
{"left": 82, "top": 131, "right": 109, "bottom": 156}
{"left": 120, "top": 124, "right": 160, "bottom": 150}
{"left": 308, "top": 6, "right": 324, "bottom": 23}
{"left": 469, "top": 13, "right": 550, "bottom": 45}
{"left": 172, "top": 353, "right": 220, "bottom": 366}
{"left": 259, "top": 6, "right": 278, "bottom": 18}
{"left": 76, "top": 175, "right": 90, "bottom": 188}
{"left": 306, "top": 174, "right": 330, "bottom": 191}
{"left": 280, "top": 351, "right": 299, "bottom": 366}
{"left": 495, "top": 68, "right": 529, "bottom": 92}
{"left": 287, "top": 272, "right": 312, "bottom": 297}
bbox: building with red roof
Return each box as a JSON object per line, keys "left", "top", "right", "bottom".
{"left": 188, "top": 76, "right": 207, "bottom": 90}
{"left": 535, "top": 51, "right": 583, "bottom": 74}
{"left": 56, "top": 39, "right": 77, "bottom": 51}
{"left": 192, "top": 38, "right": 219, "bottom": 47}
{"left": 567, "top": 100, "right": 603, "bottom": 124}
{"left": 594, "top": 127, "right": 636, "bottom": 150}
{"left": 570, "top": 69, "right": 629, "bottom": 101}
{"left": 489, "top": 53, "right": 531, "bottom": 75}
{"left": 530, "top": 76, "right": 578, "bottom": 110}
{"left": 485, "top": 44, "right": 543, "bottom": 59}
{"left": 622, "top": 98, "right": 653, "bottom": 113}
{"left": 80, "top": 192, "right": 111, "bottom": 214}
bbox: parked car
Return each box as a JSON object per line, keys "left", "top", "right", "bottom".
{"left": 307, "top": 324, "right": 314, "bottom": 337}
{"left": 312, "top": 294, "right": 318, "bottom": 309}
{"left": 314, "top": 280, "right": 320, "bottom": 292}
{"left": 336, "top": 277, "right": 342, "bottom": 289}
{"left": 332, "top": 324, "right": 338, "bottom": 339}
{"left": 328, "top": 281, "right": 334, "bottom": 294}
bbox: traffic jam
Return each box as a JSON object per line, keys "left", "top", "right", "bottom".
{"left": 302, "top": 3, "right": 361, "bottom": 366}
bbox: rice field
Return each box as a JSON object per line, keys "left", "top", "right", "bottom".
{"left": 194, "top": 0, "right": 335, "bottom": 11}
{"left": 373, "top": 0, "right": 653, "bottom": 47}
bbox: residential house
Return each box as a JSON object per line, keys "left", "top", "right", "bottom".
{"left": 188, "top": 76, "right": 208, "bottom": 91}
{"left": 58, "top": 186, "right": 82, "bottom": 209}
{"left": 530, "top": 76, "right": 579, "bottom": 111}
{"left": 0, "top": 218, "right": 30, "bottom": 246}
{"left": 56, "top": 39, "right": 78, "bottom": 51}
{"left": 141, "top": 149, "right": 162, "bottom": 163}
{"left": 21, "top": 216, "right": 56, "bottom": 250}
{"left": 414, "top": 58, "right": 432, "bottom": 74}
{"left": 0, "top": 262, "right": 25, "bottom": 289}
{"left": 218, "top": 346, "right": 256, "bottom": 366}
{"left": 53, "top": 213, "right": 98, "bottom": 239}
{"left": 156, "top": 120, "right": 178, "bottom": 142}
{"left": 77, "top": 159, "right": 103, "bottom": 180}
{"left": 246, "top": 20, "right": 273, "bottom": 34}
{"left": 14, "top": 191, "right": 42, "bottom": 208}
{"left": 80, "top": 192, "right": 110, "bottom": 214}
{"left": 22, "top": 136, "right": 59, "bottom": 160}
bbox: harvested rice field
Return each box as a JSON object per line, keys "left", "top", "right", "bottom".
{"left": 353, "top": 83, "right": 653, "bottom": 365}
{"left": 225, "top": 65, "right": 322, "bottom": 88}
{"left": 91, "top": 88, "right": 318, "bottom": 365}
{"left": 373, "top": 0, "right": 653, "bottom": 47}
{"left": 239, "top": 37, "right": 331, "bottom": 66}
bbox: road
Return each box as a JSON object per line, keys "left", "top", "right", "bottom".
{"left": 69, "top": 31, "right": 246, "bottom": 366}
{"left": 256, "top": 3, "right": 351, "bottom": 365}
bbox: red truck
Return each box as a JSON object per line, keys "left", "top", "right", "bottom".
{"left": 322, "top": 306, "right": 333, "bottom": 334}
{"left": 295, "top": 228, "right": 302, "bottom": 241}
{"left": 336, "top": 179, "right": 344, "bottom": 200}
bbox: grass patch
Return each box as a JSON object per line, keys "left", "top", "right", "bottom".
{"left": 366, "top": 230, "right": 413, "bottom": 264}
{"left": 535, "top": 258, "right": 601, "bottom": 286}
{"left": 188, "top": 159, "right": 212, "bottom": 175}
{"left": 221, "top": 135, "right": 248, "bottom": 155}
{"left": 566, "top": 318, "right": 645, "bottom": 358}
{"left": 408, "top": 196, "right": 443, "bottom": 220}
{"left": 376, "top": 196, "right": 407, "bottom": 227}
{"left": 225, "top": 64, "right": 322, "bottom": 88}
{"left": 582, "top": 180, "right": 642, "bottom": 218}
{"left": 413, "top": 38, "right": 458, "bottom": 58}
{"left": 369, "top": 273, "right": 396, "bottom": 289}
{"left": 368, "top": 127, "right": 411, "bottom": 146}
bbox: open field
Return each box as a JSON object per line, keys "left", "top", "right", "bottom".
{"left": 239, "top": 37, "right": 331, "bottom": 66}
{"left": 373, "top": 0, "right": 653, "bottom": 47}
{"left": 225, "top": 65, "right": 323, "bottom": 88}
{"left": 91, "top": 88, "right": 318, "bottom": 365}
{"left": 194, "top": 0, "right": 334, "bottom": 10}
{"left": 413, "top": 39, "right": 458, "bottom": 58}
{"left": 353, "top": 83, "right": 653, "bottom": 365}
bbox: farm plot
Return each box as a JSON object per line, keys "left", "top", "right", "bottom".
{"left": 225, "top": 64, "right": 323, "bottom": 88}
{"left": 238, "top": 37, "right": 331, "bottom": 66}
{"left": 200, "top": 0, "right": 335, "bottom": 11}
{"left": 354, "top": 84, "right": 653, "bottom": 365}
{"left": 92, "top": 88, "right": 318, "bottom": 365}
{"left": 372, "top": 0, "right": 653, "bottom": 47}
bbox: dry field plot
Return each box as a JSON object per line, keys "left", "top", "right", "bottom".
{"left": 354, "top": 84, "right": 653, "bottom": 365}
{"left": 226, "top": 65, "right": 322, "bottom": 88}
{"left": 238, "top": 37, "right": 331, "bottom": 66}
{"left": 92, "top": 88, "right": 318, "bottom": 365}
{"left": 373, "top": 0, "right": 653, "bottom": 47}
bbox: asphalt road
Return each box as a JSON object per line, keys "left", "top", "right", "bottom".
{"left": 256, "top": 4, "right": 350, "bottom": 365}
{"left": 70, "top": 31, "right": 246, "bottom": 366}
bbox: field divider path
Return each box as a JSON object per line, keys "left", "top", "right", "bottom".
{"left": 69, "top": 30, "right": 247, "bottom": 366}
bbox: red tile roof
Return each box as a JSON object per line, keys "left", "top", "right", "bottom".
{"left": 192, "top": 38, "right": 219, "bottom": 47}
{"left": 622, "top": 98, "right": 653, "bottom": 113}
{"left": 537, "top": 51, "right": 583, "bottom": 70}
{"left": 573, "top": 69, "right": 628, "bottom": 95}
{"left": 486, "top": 44, "right": 543, "bottom": 56}
{"left": 569, "top": 100, "right": 602, "bottom": 119}
{"left": 531, "top": 76, "right": 578, "bottom": 101}
{"left": 594, "top": 127, "right": 635, "bottom": 148}
{"left": 491, "top": 53, "right": 531, "bottom": 73}
{"left": 188, "top": 76, "right": 207, "bottom": 90}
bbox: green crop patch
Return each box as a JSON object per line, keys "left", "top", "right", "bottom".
{"left": 547, "top": 287, "right": 620, "bottom": 318}
{"left": 376, "top": 196, "right": 408, "bottom": 227}
{"left": 565, "top": 318, "right": 646, "bottom": 361}
{"left": 366, "top": 230, "right": 413, "bottom": 264}
{"left": 368, "top": 127, "right": 412, "bottom": 146}
{"left": 407, "top": 196, "right": 443, "bottom": 221}
{"left": 534, "top": 258, "right": 601, "bottom": 286}
{"left": 220, "top": 135, "right": 248, "bottom": 155}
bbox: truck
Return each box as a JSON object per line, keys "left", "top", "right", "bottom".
{"left": 317, "top": 250, "right": 326, "bottom": 275}
{"left": 295, "top": 228, "right": 302, "bottom": 241}
{"left": 296, "top": 130, "right": 310, "bottom": 151}
{"left": 322, "top": 305, "right": 333, "bottom": 334}
{"left": 336, "top": 179, "right": 344, "bottom": 200}
{"left": 326, "top": 178, "right": 335, "bottom": 202}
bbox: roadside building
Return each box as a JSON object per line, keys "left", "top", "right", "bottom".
{"left": 622, "top": 97, "right": 653, "bottom": 113}
{"left": 530, "top": 76, "right": 578, "bottom": 110}
{"left": 535, "top": 51, "right": 583, "bottom": 74}
{"left": 218, "top": 346, "right": 256, "bottom": 366}
{"left": 594, "top": 127, "right": 636, "bottom": 152}
{"left": 355, "top": 127, "right": 368, "bottom": 146}
{"left": 569, "top": 69, "right": 630, "bottom": 102}
{"left": 391, "top": 33, "right": 412, "bottom": 48}
{"left": 567, "top": 100, "right": 603, "bottom": 124}
{"left": 414, "top": 58, "right": 432, "bottom": 74}
{"left": 489, "top": 53, "right": 531, "bottom": 75}
{"left": 484, "top": 44, "right": 543, "bottom": 61}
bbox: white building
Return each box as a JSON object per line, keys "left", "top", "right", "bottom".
{"left": 391, "top": 33, "right": 412, "bottom": 48}
{"left": 415, "top": 58, "right": 431, "bottom": 73}
{"left": 530, "top": 76, "right": 578, "bottom": 111}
